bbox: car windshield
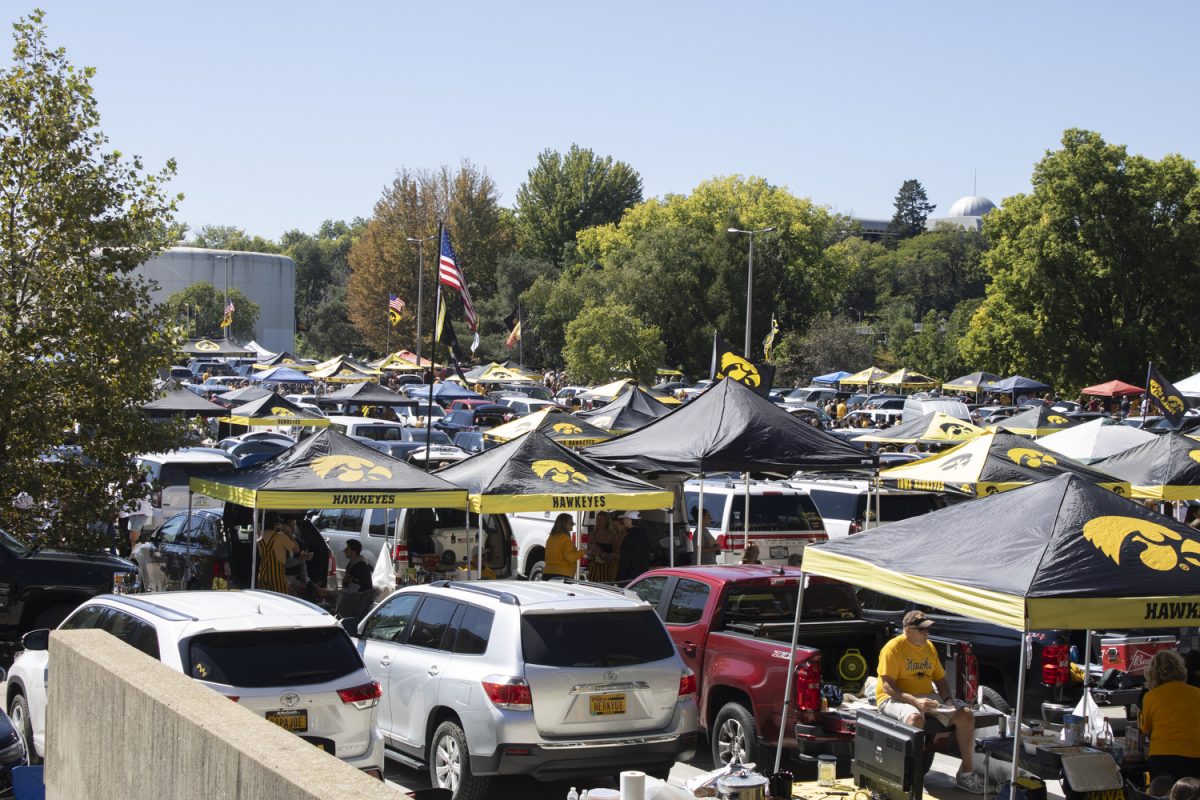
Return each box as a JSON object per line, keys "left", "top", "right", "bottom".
{"left": 521, "top": 609, "right": 675, "bottom": 667}
{"left": 186, "top": 627, "right": 361, "bottom": 687}
{"left": 357, "top": 425, "right": 404, "bottom": 441}
{"left": 0, "top": 527, "right": 31, "bottom": 557}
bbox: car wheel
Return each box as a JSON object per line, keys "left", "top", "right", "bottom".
{"left": 10, "top": 694, "right": 38, "bottom": 765}
{"left": 430, "top": 720, "right": 489, "bottom": 800}
{"left": 712, "top": 701, "right": 758, "bottom": 767}
{"left": 33, "top": 602, "right": 75, "bottom": 631}
{"left": 527, "top": 560, "right": 545, "bottom": 582}
{"left": 981, "top": 685, "right": 1011, "bottom": 715}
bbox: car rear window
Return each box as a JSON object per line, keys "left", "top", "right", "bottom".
{"left": 723, "top": 582, "right": 859, "bottom": 623}
{"left": 520, "top": 609, "right": 675, "bottom": 667}
{"left": 731, "top": 495, "right": 823, "bottom": 531}
{"left": 185, "top": 627, "right": 361, "bottom": 687}
{"left": 160, "top": 461, "right": 235, "bottom": 487}
{"left": 879, "top": 493, "right": 946, "bottom": 521}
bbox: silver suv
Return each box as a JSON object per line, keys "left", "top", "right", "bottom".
{"left": 357, "top": 579, "right": 699, "bottom": 800}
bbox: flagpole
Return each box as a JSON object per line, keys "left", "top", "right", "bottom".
{"left": 517, "top": 301, "right": 523, "bottom": 365}
{"left": 425, "top": 224, "right": 443, "bottom": 472}
{"left": 1144, "top": 362, "right": 1153, "bottom": 419}
{"left": 386, "top": 297, "right": 391, "bottom": 356}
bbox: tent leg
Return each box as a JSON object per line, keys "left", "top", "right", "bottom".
{"left": 668, "top": 511, "right": 674, "bottom": 568}
{"left": 696, "top": 474, "right": 704, "bottom": 566}
{"left": 478, "top": 513, "right": 484, "bottom": 579}
{"left": 775, "top": 571, "right": 807, "bottom": 774}
{"left": 1009, "top": 634, "right": 1029, "bottom": 786}
{"left": 250, "top": 505, "right": 260, "bottom": 590}
{"left": 743, "top": 471, "right": 750, "bottom": 554}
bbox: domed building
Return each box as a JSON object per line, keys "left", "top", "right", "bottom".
{"left": 927, "top": 194, "right": 998, "bottom": 232}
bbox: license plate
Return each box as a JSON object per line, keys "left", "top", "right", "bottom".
{"left": 589, "top": 693, "right": 626, "bottom": 716}
{"left": 770, "top": 545, "right": 789, "bottom": 559}
{"left": 266, "top": 710, "right": 308, "bottom": 732}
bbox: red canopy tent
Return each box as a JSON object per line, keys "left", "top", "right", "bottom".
{"left": 1081, "top": 379, "right": 1144, "bottom": 397}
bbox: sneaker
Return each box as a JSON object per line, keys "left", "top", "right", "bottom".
{"left": 956, "top": 771, "right": 986, "bottom": 795}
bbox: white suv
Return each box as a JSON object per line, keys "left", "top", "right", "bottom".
{"left": 358, "top": 579, "right": 699, "bottom": 800}
{"left": 4, "top": 591, "right": 384, "bottom": 776}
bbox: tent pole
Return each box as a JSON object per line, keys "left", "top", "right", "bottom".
{"left": 250, "top": 505, "right": 260, "bottom": 590}
{"left": 875, "top": 464, "right": 882, "bottom": 531}
{"left": 669, "top": 509, "right": 675, "bottom": 568}
{"left": 775, "top": 570, "right": 807, "bottom": 773}
{"left": 575, "top": 510, "right": 583, "bottom": 579}
{"left": 697, "top": 474, "right": 705, "bottom": 566}
{"left": 743, "top": 471, "right": 751, "bottom": 555}
{"left": 1009, "top": 633, "right": 1029, "bottom": 785}
{"left": 478, "top": 511, "right": 484, "bottom": 580}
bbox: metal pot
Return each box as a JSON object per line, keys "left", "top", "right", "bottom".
{"left": 717, "top": 767, "right": 769, "bottom": 800}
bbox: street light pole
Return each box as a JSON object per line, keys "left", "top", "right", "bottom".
{"left": 406, "top": 233, "right": 436, "bottom": 364}
{"left": 727, "top": 226, "right": 775, "bottom": 357}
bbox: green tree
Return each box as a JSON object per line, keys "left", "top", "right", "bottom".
{"left": 515, "top": 144, "right": 642, "bottom": 265}
{"left": 961, "top": 129, "right": 1200, "bottom": 386}
{"left": 281, "top": 218, "right": 364, "bottom": 337}
{"left": 875, "top": 227, "right": 988, "bottom": 318}
{"left": 886, "top": 179, "right": 936, "bottom": 243}
{"left": 298, "top": 284, "right": 363, "bottom": 357}
{"left": 161, "top": 284, "right": 260, "bottom": 341}
{"left": 564, "top": 304, "right": 664, "bottom": 385}
{"left": 188, "top": 223, "right": 280, "bottom": 253}
{"left": 774, "top": 315, "right": 876, "bottom": 385}
{"left": 0, "top": 12, "right": 184, "bottom": 544}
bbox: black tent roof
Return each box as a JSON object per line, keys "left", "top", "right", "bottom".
{"left": 216, "top": 386, "right": 272, "bottom": 404}
{"left": 1093, "top": 432, "right": 1200, "bottom": 500}
{"left": 189, "top": 428, "right": 466, "bottom": 509}
{"left": 315, "top": 382, "right": 419, "bottom": 408}
{"left": 435, "top": 431, "right": 672, "bottom": 513}
{"left": 802, "top": 473, "right": 1200, "bottom": 631}
{"left": 179, "top": 338, "right": 255, "bottom": 357}
{"left": 576, "top": 384, "right": 672, "bottom": 432}
{"left": 224, "top": 392, "right": 328, "bottom": 427}
{"left": 581, "top": 378, "right": 875, "bottom": 474}
{"left": 141, "top": 389, "right": 228, "bottom": 416}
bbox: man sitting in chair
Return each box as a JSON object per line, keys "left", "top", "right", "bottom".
{"left": 876, "top": 610, "right": 983, "bottom": 794}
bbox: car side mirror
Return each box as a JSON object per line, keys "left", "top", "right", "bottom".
{"left": 21, "top": 629, "right": 50, "bottom": 652}
{"left": 341, "top": 617, "right": 360, "bottom": 637}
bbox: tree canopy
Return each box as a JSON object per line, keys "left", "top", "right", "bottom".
{"left": 161, "top": 284, "right": 260, "bottom": 341}
{"left": 0, "top": 12, "right": 183, "bottom": 544}
{"left": 563, "top": 304, "right": 664, "bottom": 385}
{"left": 887, "top": 179, "right": 936, "bottom": 242}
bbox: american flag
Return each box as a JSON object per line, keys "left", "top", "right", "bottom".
{"left": 388, "top": 294, "right": 405, "bottom": 325}
{"left": 438, "top": 229, "right": 476, "bottom": 332}
{"left": 224, "top": 301, "right": 235, "bottom": 315}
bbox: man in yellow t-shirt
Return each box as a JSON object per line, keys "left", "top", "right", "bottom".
{"left": 876, "top": 611, "right": 982, "bottom": 794}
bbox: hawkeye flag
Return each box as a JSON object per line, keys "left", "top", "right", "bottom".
{"left": 710, "top": 333, "right": 775, "bottom": 397}
{"left": 504, "top": 308, "right": 522, "bottom": 349}
{"left": 1147, "top": 364, "right": 1186, "bottom": 427}
{"left": 388, "top": 294, "right": 405, "bottom": 326}
{"left": 763, "top": 314, "right": 780, "bottom": 362}
{"left": 219, "top": 300, "right": 234, "bottom": 328}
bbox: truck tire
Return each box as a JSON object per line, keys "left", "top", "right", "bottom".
{"left": 9, "top": 694, "right": 38, "bottom": 765}
{"left": 33, "top": 602, "right": 76, "bottom": 631}
{"left": 981, "top": 685, "right": 1011, "bottom": 715}
{"left": 527, "top": 560, "right": 545, "bottom": 582}
{"left": 712, "top": 701, "right": 758, "bottom": 767}
{"left": 430, "top": 720, "right": 489, "bottom": 800}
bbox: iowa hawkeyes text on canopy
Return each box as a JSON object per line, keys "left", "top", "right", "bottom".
{"left": 551, "top": 496, "right": 608, "bottom": 509}
{"left": 1144, "top": 601, "right": 1199, "bottom": 621}
{"left": 331, "top": 493, "right": 397, "bottom": 505}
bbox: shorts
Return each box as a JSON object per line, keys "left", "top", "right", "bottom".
{"left": 878, "top": 692, "right": 958, "bottom": 726}
{"left": 125, "top": 515, "right": 148, "bottom": 532}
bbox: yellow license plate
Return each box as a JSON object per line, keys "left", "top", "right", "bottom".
{"left": 590, "top": 693, "right": 626, "bottom": 716}
{"left": 266, "top": 710, "right": 308, "bottom": 732}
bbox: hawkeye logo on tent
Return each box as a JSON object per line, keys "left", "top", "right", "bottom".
{"left": 938, "top": 422, "right": 971, "bottom": 437}
{"left": 1047, "top": 415, "right": 1069, "bottom": 425}
{"left": 1188, "top": 450, "right": 1200, "bottom": 464}
{"left": 719, "top": 353, "right": 761, "bottom": 387}
{"left": 195, "top": 340, "right": 220, "bottom": 352}
{"left": 552, "top": 423, "right": 583, "bottom": 435}
{"left": 1008, "top": 448, "right": 1056, "bottom": 468}
{"left": 1084, "top": 516, "right": 1200, "bottom": 573}
{"left": 937, "top": 453, "right": 972, "bottom": 472}
{"left": 311, "top": 456, "right": 393, "bottom": 483}
{"left": 531, "top": 460, "right": 588, "bottom": 485}
{"left": 271, "top": 406, "right": 298, "bottom": 417}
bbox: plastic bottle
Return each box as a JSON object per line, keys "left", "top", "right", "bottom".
{"left": 567, "top": 788, "right": 578, "bottom": 800}
{"left": 581, "top": 791, "right": 589, "bottom": 800}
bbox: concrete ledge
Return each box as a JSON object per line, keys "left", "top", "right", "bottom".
{"left": 46, "top": 629, "right": 397, "bottom": 800}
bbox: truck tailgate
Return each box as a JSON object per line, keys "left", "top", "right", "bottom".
{"left": 723, "top": 619, "right": 885, "bottom": 691}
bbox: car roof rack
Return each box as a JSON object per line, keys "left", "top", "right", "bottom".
{"left": 428, "top": 580, "right": 520, "bottom": 605}
{"left": 555, "top": 577, "right": 635, "bottom": 597}
{"left": 103, "top": 594, "right": 199, "bottom": 622}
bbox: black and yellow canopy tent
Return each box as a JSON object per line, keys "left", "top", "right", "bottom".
{"left": 839, "top": 366, "right": 889, "bottom": 387}
{"left": 141, "top": 388, "right": 229, "bottom": 418}
{"left": 436, "top": 431, "right": 672, "bottom": 578}
{"left": 993, "top": 405, "right": 1079, "bottom": 438}
{"left": 851, "top": 412, "right": 984, "bottom": 446}
{"left": 879, "top": 431, "right": 1130, "bottom": 497}
{"left": 483, "top": 408, "right": 614, "bottom": 448}
{"left": 576, "top": 382, "right": 673, "bottom": 433}
{"left": 178, "top": 338, "right": 255, "bottom": 357}
{"left": 942, "top": 371, "right": 1003, "bottom": 394}
{"left": 189, "top": 429, "right": 468, "bottom": 587}
{"left": 222, "top": 392, "right": 330, "bottom": 428}
{"left": 308, "top": 354, "right": 382, "bottom": 383}
{"left": 252, "top": 351, "right": 312, "bottom": 371}
{"left": 580, "top": 379, "right": 682, "bottom": 407}
{"left": 216, "top": 386, "right": 272, "bottom": 405}
{"left": 1093, "top": 432, "right": 1200, "bottom": 500}
{"left": 314, "top": 381, "right": 419, "bottom": 415}
{"left": 791, "top": 473, "right": 1200, "bottom": 780}
{"left": 875, "top": 368, "right": 939, "bottom": 391}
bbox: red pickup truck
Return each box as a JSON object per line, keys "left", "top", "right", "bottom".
{"left": 627, "top": 565, "right": 979, "bottom": 769}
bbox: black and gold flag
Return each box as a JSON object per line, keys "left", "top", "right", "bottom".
{"left": 762, "top": 314, "right": 780, "bottom": 363}
{"left": 1147, "top": 364, "right": 1186, "bottom": 427}
{"left": 710, "top": 333, "right": 775, "bottom": 396}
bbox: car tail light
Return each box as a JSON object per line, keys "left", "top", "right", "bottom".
{"left": 678, "top": 669, "right": 697, "bottom": 700}
{"left": 848, "top": 520, "right": 862, "bottom": 535}
{"left": 794, "top": 657, "right": 822, "bottom": 711}
{"left": 337, "top": 681, "right": 382, "bottom": 709}
{"left": 960, "top": 642, "right": 979, "bottom": 702}
{"left": 361, "top": 767, "right": 384, "bottom": 781}
{"left": 226, "top": 695, "right": 240, "bottom": 702}
{"left": 152, "top": 488, "right": 162, "bottom": 508}
{"left": 1041, "top": 644, "right": 1070, "bottom": 686}
{"left": 510, "top": 535, "right": 518, "bottom": 559}
{"left": 482, "top": 676, "right": 533, "bottom": 711}
{"left": 393, "top": 539, "right": 408, "bottom": 565}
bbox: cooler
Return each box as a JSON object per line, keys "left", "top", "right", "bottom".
{"left": 1098, "top": 635, "right": 1176, "bottom": 676}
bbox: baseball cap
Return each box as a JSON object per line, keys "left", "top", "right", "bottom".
{"left": 619, "top": 510, "right": 641, "bottom": 520}
{"left": 902, "top": 610, "right": 934, "bottom": 630}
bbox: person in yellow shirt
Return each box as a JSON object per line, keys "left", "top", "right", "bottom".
{"left": 542, "top": 513, "right": 582, "bottom": 580}
{"left": 1141, "top": 650, "right": 1200, "bottom": 781}
{"left": 876, "top": 611, "right": 981, "bottom": 794}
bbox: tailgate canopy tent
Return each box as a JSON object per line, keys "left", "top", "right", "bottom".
{"left": 315, "top": 382, "right": 419, "bottom": 411}
{"left": 1038, "top": 418, "right": 1157, "bottom": 464}
{"left": 483, "top": 408, "right": 613, "bottom": 448}
{"left": 879, "top": 431, "right": 1130, "bottom": 497}
{"left": 141, "top": 389, "right": 229, "bottom": 417}
{"left": 811, "top": 370, "right": 852, "bottom": 385}
{"left": 994, "top": 405, "right": 1079, "bottom": 438}
{"left": 1093, "top": 432, "right": 1200, "bottom": 500}
{"left": 839, "top": 366, "right": 889, "bottom": 387}
{"left": 216, "top": 386, "right": 272, "bottom": 404}
{"left": 576, "top": 382, "right": 673, "bottom": 433}
{"left": 851, "top": 412, "right": 984, "bottom": 446}
{"left": 875, "top": 368, "right": 940, "bottom": 391}
{"left": 796, "top": 473, "right": 1200, "bottom": 782}
{"left": 252, "top": 366, "right": 315, "bottom": 385}
{"left": 253, "top": 352, "right": 311, "bottom": 371}
{"left": 1081, "top": 380, "right": 1144, "bottom": 397}
{"left": 994, "top": 375, "right": 1051, "bottom": 395}
{"left": 404, "top": 382, "right": 487, "bottom": 402}
{"left": 178, "top": 339, "right": 256, "bottom": 357}
{"left": 942, "top": 371, "right": 1003, "bottom": 393}
{"left": 222, "top": 392, "right": 330, "bottom": 428}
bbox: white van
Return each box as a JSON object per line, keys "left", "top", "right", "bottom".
{"left": 787, "top": 476, "right": 947, "bottom": 538}
{"left": 137, "top": 449, "right": 238, "bottom": 532}
{"left": 324, "top": 415, "right": 407, "bottom": 442}
{"left": 901, "top": 395, "right": 972, "bottom": 423}
{"left": 682, "top": 478, "right": 828, "bottom": 565}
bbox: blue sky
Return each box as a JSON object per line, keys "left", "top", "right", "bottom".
{"left": 20, "top": 2, "right": 1200, "bottom": 240}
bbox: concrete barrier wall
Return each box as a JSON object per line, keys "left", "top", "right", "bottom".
{"left": 46, "top": 629, "right": 398, "bottom": 800}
